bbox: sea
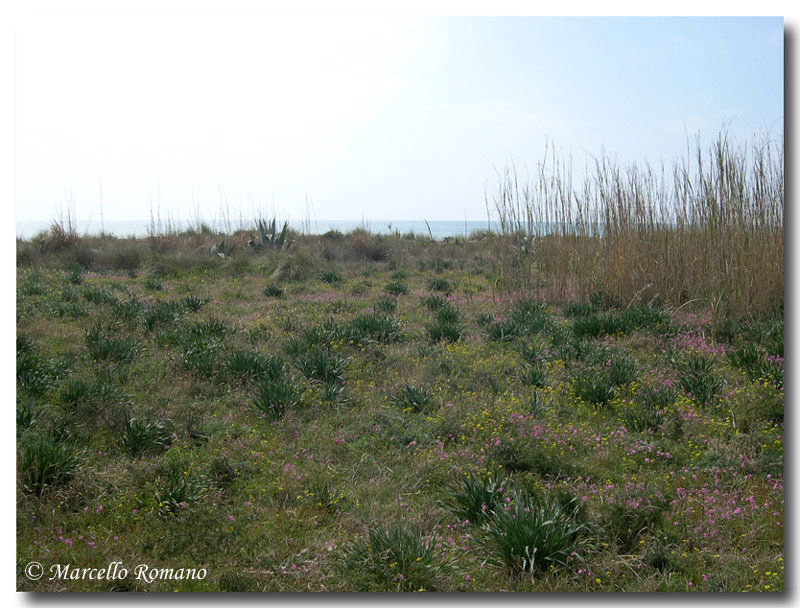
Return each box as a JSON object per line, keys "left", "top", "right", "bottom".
{"left": 16, "top": 219, "right": 500, "bottom": 241}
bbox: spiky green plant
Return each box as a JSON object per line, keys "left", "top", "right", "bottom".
{"left": 444, "top": 473, "right": 508, "bottom": 524}
{"left": 18, "top": 434, "right": 85, "bottom": 495}
{"left": 476, "top": 489, "right": 590, "bottom": 575}
{"left": 251, "top": 376, "right": 301, "bottom": 420}
{"left": 338, "top": 522, "right": 457, "bottom": 591}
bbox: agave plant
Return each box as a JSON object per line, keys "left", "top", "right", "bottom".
{"left": 210, "top": 239, "right": 234, "bottom": 258}
{"left": 248, "top": 218, "right": 295, "bottom": 252}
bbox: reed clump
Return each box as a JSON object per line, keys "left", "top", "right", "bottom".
{"left": 489, "top": 130, "right": 783, "bottom": 318}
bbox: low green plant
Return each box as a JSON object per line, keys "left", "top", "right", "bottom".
{"left": 154, "top": 466, "right": 210, "bottom": 516}
{"left": 390, "top": 384, "right": 433, "bottom": 413}
{"left": 444, "top": 473, "right": 508, "bottom": 524}
{"left": 421, "top": 294, "right": 448, "bottom": 311}
{"left": 521, "top": 361, "right": 547, "bottom": 388}
{"left": 676, "top": 354, "right": 724, "bottom": 406}
{"left": 143, "top": 277, "right": 163, "bottom": 291}
{"left": 475, "top": 489, "right": 590, "bottom": 576}
{"left": 426, "top": 277, "right": 453, "bottom": 293}
{"left": 338, "top": 522, "right": 456, "bottom": 591}
{"left": 294, "top": 347, "right": 350, "bottom": 384}
{"left": 67, "top": 265, "right": 84, "bottom": 285}
{"left": 18, "top": 434, "right": 84, "bottom": 495}
{"left": 85, "top": 324, "right": 142, "bottom": 364}
{"left": 119, "top": 409, "right": 173, "bottom": 458}
{"left": 224, "top": 350, "right": 285, "bottom": 384}
{"left": 384, "top": 281, "right": 409, "bottom": 296}
{"left": 348, "top": 313, "right": 403, "bottom": 344}
{"left": 251, "top": 376, "right": 301, "bottom": 420}
{"left": 263, "top": 284, "right": 284, "bottom": 297}
{"left": 142, "top": 299, "right": 187, "bottom": 331}
{"left": 374, "top": 296, "right": 398, "bottom": 314}
{"left": 82, "top": 285, "right": 118, "bottom": 305}
{"left": 319, "top": 269, "right": 343, "bottom": 284}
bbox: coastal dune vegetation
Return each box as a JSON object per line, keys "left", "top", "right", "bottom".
{"left": 16, "top": 131, "right": 783, "bottom": 591}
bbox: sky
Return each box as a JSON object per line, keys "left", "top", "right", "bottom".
{"left": 11, "top": 12, "right": 785, "bottom": 224}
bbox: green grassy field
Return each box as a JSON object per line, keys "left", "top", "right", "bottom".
{"left": 15, "top": 231, "right": 783, "bottom": 591}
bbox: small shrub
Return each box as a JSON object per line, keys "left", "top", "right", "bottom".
{"left": 338, "top": 522, "right": 456, "bottom": 591}
{"left": 18, "top": 434, "right": 84, "bottom": 495}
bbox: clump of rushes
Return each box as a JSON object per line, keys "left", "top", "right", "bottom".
{"left": 251, "top": 376, "right": 301, "bottom": 420}
{"left": 112, "top": 296, "right": 146, "bottom": 325}
{"left": 444, "top": 473, "right": 508, "bottom": 524}
{"left": 142, "top": 299, "right": 187, "bottom": 331}
{"left": 18, "top": 434, "right": 84, "bottom": 495}
{"left": 374, "top": 296, "right": 398, "bottom": 314}
{"left": 348, "top": 312, "right": 403, "bottom": 344}
{"left": 427, "top": 304, "right": 463, "bottom": 342}
{"left": 85, "top": 323, "right": 142, "bottom": 364}
{"left": 263, "top": 284, "right": 284, "bottom": 297}
{"left": 676, "top": 353, "right": 724, "bottom": 406}
{"left": 384, "top": 280, "right": 409, "bottom": 296}
{"left": 521, "top": 361, "right": 547, "bottom": 388}
{"left": 621, "top": 385, "right": 676, "bottom": 432}
{"left": 178, "top": 334, "right": 221, "bottom": 378}
{"left": 476, "top": 488, "right": 590, "bottom": 576}
{"left": 727, "top": 343, "right": 783, "bottom": 387}
{"left": 180, "top": 295, "right": 207, "bottom": 312}
{"left": 154, "top": 466, "right": 210, "bottom": 516}
{"left": 338, "top": 522, "right": 457, "bottom": 591}
{"left": 425, "top": 276, "right": 453, "bottom": 293}
{"left": 143, "top": 277, "right": 163, "bottom": 291}
{"left": 119, "top": 408, "right": 173, "bottom": 458}
{"left": 294, "top": 347, "right": 350, "bottom": 384}
{"left": 486, "top": 301, "right": 549, "bottom": 341}
{"left": 319, "top": 269, "right": 343, "bottom": 284}
{"left": 82, "top": 285, "right": 118, "bottom": 306}
{"left": 421, "top": 294, "right": 448, "bottom": 311}
{"left": 67, "top": 265, "right": 84, "bottom": 285}
{"left": 390, "top": 384, "right": 433, "bottom": 413}
{"left": 224, "top": 350, "right": 285, "bottom": 385}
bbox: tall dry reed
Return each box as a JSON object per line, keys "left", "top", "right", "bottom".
{"left": 488, "top": 131, "right": 783, "bottom": 318}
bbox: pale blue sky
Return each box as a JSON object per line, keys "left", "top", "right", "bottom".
{"left": 14, "top": 15, "right": 784, "bottom": 223}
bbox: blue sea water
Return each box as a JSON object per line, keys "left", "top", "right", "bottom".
{"left": 16, "top": 218, "right": 500, "bottom": 240}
